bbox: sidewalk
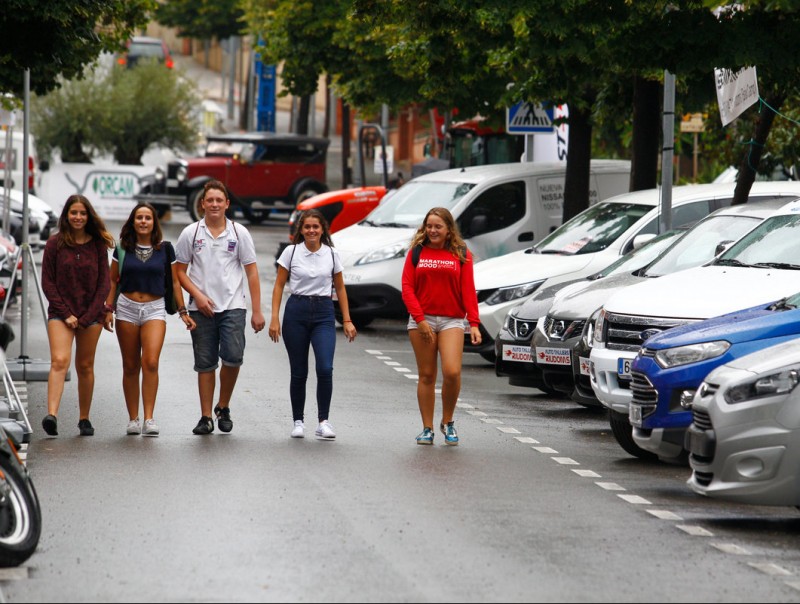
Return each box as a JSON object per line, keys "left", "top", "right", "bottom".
{"left": 173, "top": 54, "right": 345, "bottom": 189}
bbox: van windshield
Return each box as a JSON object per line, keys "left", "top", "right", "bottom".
{"left": 362, "top": 181, "right": 475, "bottom": 228}
{"left": 717, "top": 213, "right": 800, "bottom": 267}
{"left": 536, "top": 201, "right": 651, "bottom": 255}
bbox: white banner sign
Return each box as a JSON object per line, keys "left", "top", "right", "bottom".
{"left": 715, "top": 66, "right": 759, "bottom": 126}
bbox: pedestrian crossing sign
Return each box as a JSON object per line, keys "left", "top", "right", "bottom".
{"left": 506, "top": 102, "right": 555, "bottom": 134}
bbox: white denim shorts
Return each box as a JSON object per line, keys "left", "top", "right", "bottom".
{"left": 116, "top": 294, "right": 166, "bottom": 326}
{"left": 407, "top": 314, "right": 467, "bottom": 334}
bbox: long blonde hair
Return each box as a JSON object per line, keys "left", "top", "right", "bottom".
{"left": 409, "top": 207, "right": 467, "bottom": 263}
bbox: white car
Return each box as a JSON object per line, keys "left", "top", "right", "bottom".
{"left": 0, "top": 188, "right": 56, "bottom": 247}
{"left": 469, "top": 181, "right": 791, "bottom": 360}
{"left": 687, "top": 337, "right": 800, "bottom": 506}
{"left": 591, "top": 192, "right": 800, "bottom": 449}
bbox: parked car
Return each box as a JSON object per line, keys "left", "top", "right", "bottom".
{"left": 116, "top": 36, "right": 174, "bottom": 69}
{"left": 686, "top": 337, "right": 800, "bottom": 505}
{"left": 0, "top": 188, "right": 56, "bottom": 245}
{"left": 530, "top": 197, "right": 789, "bottom": 410}
{"left": 0, "top": 130, "right": 41, "bottom": 195}
{"left": 332, "top": 160, "right": 631, "bottom": 327}
{"left": 495, "top": 229, "right": 684, "bottom": 395}
{"left": 471, "top": 182, "right": 758, "bottom": 361}
{"left": 135, "top": 131, "right": 330, "bottom": 223}
{"left": 591, "top": 191, "right": 800, "bottom": 458}
{"left": 630, "top": 287, "right": 800, "bottom": 462}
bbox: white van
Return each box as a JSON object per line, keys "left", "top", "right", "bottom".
{"left": 331, "top": 160, "right": 631, "bottom": 326}
{"left": 0, "top": 130, "right": 41, "bottom": 195}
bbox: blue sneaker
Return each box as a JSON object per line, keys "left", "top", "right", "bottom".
{"left": 440, "top": 421, "right": 459, "bottom": 445}
{"left": 416, "top": 427, "right": 434, "bottom": 445}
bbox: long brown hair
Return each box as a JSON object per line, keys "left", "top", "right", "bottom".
{"left": 409, "top": 207, "right": 467, "bottom": 263}
{"left": 118, "top": 203, "right": 164, "bottom": 252}
{"left": 56, "top": 195, "right": 114, "bottom": 249}
{"left": 292, "top": 209, "right": 333, "bottom": 247}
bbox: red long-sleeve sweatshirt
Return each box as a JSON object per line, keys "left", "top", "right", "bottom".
{"left": 401, "top": 245, "right": 480, "bottom": 326}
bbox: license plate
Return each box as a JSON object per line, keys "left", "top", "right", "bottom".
{"left": 579, "top": 357, "right": 590, "bottom": 376}
{"left": 629, "top": 404, "right": 642, "bottom": 427}
{"left": 617, "top": 357, "right": 632, "bottom": 379}
{"left": 501, "top": 345, "right": 533, "bottom": 363}
{"left": 535, "top": 347, "right": 570, "bottom": 366}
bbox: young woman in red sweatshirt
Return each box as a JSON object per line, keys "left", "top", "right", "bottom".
{"left": 401, "top": 207, "right": 481, "bottom": 445}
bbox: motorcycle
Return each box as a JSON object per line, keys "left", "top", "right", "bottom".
{"left": 0, "top": 320, "right": 41, "bottom": 566}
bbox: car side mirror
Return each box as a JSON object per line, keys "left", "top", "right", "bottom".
{"left": 39, "top": 160, "right": 49, "bottom": 172}
{"left": 715, "top": 240, "right": 734, "bottom": 256}
{"left": 631, "top": 233, "right": 656, "bottom": 250}
{"left": 470, "top": 214, "right": 489, "bottom": 236}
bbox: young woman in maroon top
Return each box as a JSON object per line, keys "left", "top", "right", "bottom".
{"left": 40, "top": 195, "right": 114, "bottom": 437}
{"left": 401, "top": 207, "right": 481, "bottom": 446}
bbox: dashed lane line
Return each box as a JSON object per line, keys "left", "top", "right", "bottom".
{"left": 617, "top": 494, "right": 651, "bottom": 505}
{"left": 572, "top": 469, "right": 601, "bottom": 478}
{"left": 647, "top": 510, "right": 683, "bottom": 521}
{"left": 596, "top": 482, "right": 626, "bottom": 491}
{"left": 676, "top": 525, "right": 714, "bottom": 537}
{"left": 552, "top": 457, "right": 579, "bottom": 465}
{"left": 496, "top": 426, "right": 521, "bottom": 434}
{"left": 712, "top": 543, "right": 751, "bottom": 556}
{"left": 749, "top": 563, "right": 793, "bottom": 576}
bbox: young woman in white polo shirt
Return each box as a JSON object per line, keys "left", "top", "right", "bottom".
{"left": 269, "top": 209, "right": 357, "bottom": 439}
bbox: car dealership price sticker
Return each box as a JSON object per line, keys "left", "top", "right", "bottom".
{"left": 502, "top": 345, "right": 533, "bottom": 363}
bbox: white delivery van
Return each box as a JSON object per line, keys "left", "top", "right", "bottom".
{"left": 332, "top": 160, "right": 631, "bottom": 327}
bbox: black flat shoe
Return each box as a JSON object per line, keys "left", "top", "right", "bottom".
{"left": 42, "top": 414, "right": 58, "bottom": 436}
{"left": 77, "top": 418, "right": 94, "bottom": 436}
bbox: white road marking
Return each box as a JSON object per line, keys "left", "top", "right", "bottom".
{"left": 572, "top": 469, "right": 601, "bottom": 478}
{"left": 376, "top": 356, "right": 392, "bottom": 360}
{"left": 459, "top": 403, "right": 474, "bottom": 409}
{"left": 532, "top": 446, "right": 558, "bottom": 454}
{"left": 785, "top": 581, "right": 800, "bottom": 592}
{"left": 552, "top": 457, "right": 579, "bottom": 465}
{"left": 405, "top": 374, "right": 419, "bottom": 379}
{"left": 466, "top": 410, "right": 487, "bottom": 417}
{"left": 0, "top": 567, "right": 28, "bottom": 580}
{"left": 676, "top": 525, "right": 714, "bottom": 537}
{"left": 617, "top": 494, "right": 651, "bottom": 505}
{"left": 711, "top": 543, "right": 751, "bottom": 556}
{"left": 647, "top": 510, "right": 683, "bottom": 521}
{"left": 481, "top": 418, "right": 503, "bottom": 424}
{"left": 365, "top": 350, "right": 382, "bottom": 354}
{"left": 748, "top": 562, "right": 792, "bottom": 576}
{"left": 496, "top": 426, "right": 521, "bottom": 434}
{"left": 384, "top": 361, "right": 401, "bottom": 366}
{"left": 514, "top": 436, "right": 540, "bottom": 444}
{"left": 393, "top": 367, "right": 410, "bottom": 372}
{"left": 596, "top": 482, "right": 625, "bottom": 491}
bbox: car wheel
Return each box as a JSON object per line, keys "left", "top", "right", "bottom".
{"left": 608, "top": 410, "right": 657, "bottom": 460}
{"left": 188, "top": 189, "right": 204, "bottom": 222}
{"left": 293, "top": 183, "right": 325, "bottom": 205}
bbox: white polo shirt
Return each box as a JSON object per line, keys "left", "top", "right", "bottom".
{"left": 175, "top": 218, "right": 257, "bottom": 312}
{"left": 277, "top": 242, "right": 343, "bottom": 297}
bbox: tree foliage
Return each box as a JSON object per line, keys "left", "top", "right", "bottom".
{"left": 32, "top": 60, "right": 200, "bottom": 165}
{"left": 0, "top": 0, "right": 154, "bottom": 97}
{"left": 155, "top": 0, "right": 246, "bottom": 40}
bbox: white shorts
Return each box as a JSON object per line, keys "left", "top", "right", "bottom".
{"left": 116, "top": 295, "right": 166, "bottom": 326}
{"left": 407, "top": 314, "right": 467, "bottom": 334}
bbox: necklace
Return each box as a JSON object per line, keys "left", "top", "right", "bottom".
{"left": 135, "top": 245, "right": 154, "bottom": 263}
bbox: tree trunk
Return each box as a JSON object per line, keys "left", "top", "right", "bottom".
{"left": 296, "top": 95, "right": 310, "bottom": 135}
{"left": 562, "top": 105, "right": 593, "bottom": 223}
{"left": 630, "top": 77, "right": 660, "bottom": 192}
{"left": 342, "top": 101, "right": 352, "bottom": 188}
{"left": 732, "top": 92, "right": 785, "bottom": 205}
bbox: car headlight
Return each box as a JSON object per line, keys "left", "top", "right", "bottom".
{"left": 654, "top": 340, "right": 730, "bottom": 369}
{"left": 154, "top": 167, "right": 166, "bottom": 181}
{"left": 581, "top": 311, "right": 597, "bottom": 349}
{"left": 724, "top": 367, "right": 800, "bottom": 405}
{"left": 591, "top": 308, "right": 606, "bottom": 348}
{"left": 485, "top": 280, "right": 544, "bottom": 306}
{"left": 176, "top": 165, "right": 187, "bottom": 182}
{"left": 355, "top": 243, "right": 407, "bottom": 265}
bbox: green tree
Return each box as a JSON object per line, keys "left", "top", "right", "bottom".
{"left": 155, "top": 0, "right": 245, "bottom": 40}
{"left": 32, "top": 61, "right": 200, "bottom": 165}
{"left": 0, "top": 0, "right": 154, "bottom": 96}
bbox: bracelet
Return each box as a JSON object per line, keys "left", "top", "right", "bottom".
{"left": 177, "top": 306, "right": 186, "bottom": 312}
{"left": 103, "top": 303, "right": 115, "bottom": 313}
{"left": 179, "top": 309, "right": 189, "bottom": 317}
{"left": 343, "top": 320, "right": 353, "bottom": 323}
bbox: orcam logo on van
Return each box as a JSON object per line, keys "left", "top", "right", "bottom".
{"left": 92, "top": 174, "right": 135, "bottom": 198}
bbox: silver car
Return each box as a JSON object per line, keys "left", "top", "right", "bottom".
{"left": 687, "top": 337, "right": 800, "bottom": 506}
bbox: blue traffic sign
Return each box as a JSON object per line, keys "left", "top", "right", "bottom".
{"left": 506, "top": 102, "right": 555, "bottom": 134}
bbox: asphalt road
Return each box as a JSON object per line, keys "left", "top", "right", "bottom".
{"left": 3, "top": 211, "right": 800, "bottom": 602}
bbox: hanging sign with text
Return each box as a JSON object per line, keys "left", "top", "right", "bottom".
{"left": 714, "top": 66, "right": 759, "bottom": 126}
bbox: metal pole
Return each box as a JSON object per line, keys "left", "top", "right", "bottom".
{"left": 21, "top": 69, "right": 30, "bottom": 360}
{"left": 524, "top": 134, "right": 534, "bottom": 162}
{"left": 2, "top": 127, "right": 11, "bottom": 233}
{"left": 227, "top": 36, "right": 237, "bottom": 121}
{"left": 659, "top": 70, "right": 675, "bottom": 233}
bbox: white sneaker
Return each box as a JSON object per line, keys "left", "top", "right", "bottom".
{"left": 291, "top": 420, "right": 304, "bottom": 438}
{"left": 142, "top": 418, "right": 160, "bottom": 437}
{"left": 315, "top": 421, "right": 336, "bottom": 440}
{"left": 126, "top": 418, "right": 141, "bottom": 435}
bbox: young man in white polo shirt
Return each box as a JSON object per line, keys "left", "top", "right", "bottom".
{"left": 175, "top": 180, "right": 266, "bottom": 435}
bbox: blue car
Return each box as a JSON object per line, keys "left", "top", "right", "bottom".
{"left": 628, "top": 291, "right": 800, "bottom": 461}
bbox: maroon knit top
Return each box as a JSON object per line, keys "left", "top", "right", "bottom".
{"left": 41, "top": 236, "right": 111, "bottom": 327}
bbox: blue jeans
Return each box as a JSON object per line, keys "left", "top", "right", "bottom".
{"left": 282, "top": 295, "right": 336, "bottom": 422}
{"left": 189, "top": 309, "right": 246, "bottom": 372}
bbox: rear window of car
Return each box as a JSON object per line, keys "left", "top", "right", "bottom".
{"left": 128, "top": 41, "right": 165, "bottom": 58}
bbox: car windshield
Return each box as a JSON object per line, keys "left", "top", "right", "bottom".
{"left": 535, "top": 201, "right": 651, "bottom": 255}
{"left": 645, "top": 214, "right": 763, "bottom": 277}
{"left": 362, "top": 180, "right": 475, "bottom": 228}
{"left": 593, "top": 229, "right": 684, "bottom": 279}
{"left": 716, "top": 213, "right": 800, "bottom": 268}
{"left": 205, "top": 140, "right": 257, "bottom": 160}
